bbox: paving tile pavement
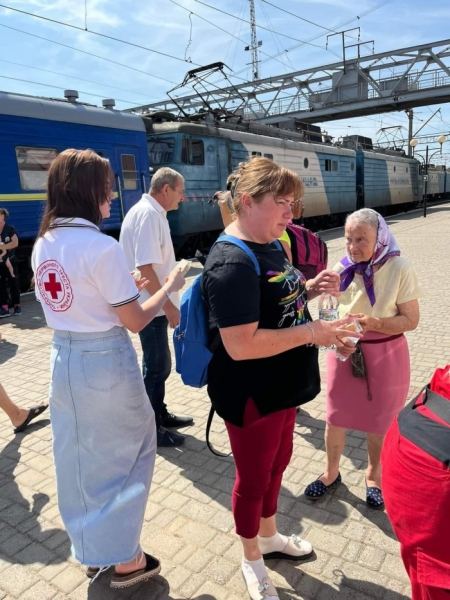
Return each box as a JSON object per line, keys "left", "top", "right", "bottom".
{"left": 0, "top": 204, "right": 449, "bottom": 599}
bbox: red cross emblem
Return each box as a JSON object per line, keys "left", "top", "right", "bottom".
{"left": 44, "top": 273, "right": 63, "bottom": 299}
{"left": 36, "top": 260, "right": 73, "bottom": 312}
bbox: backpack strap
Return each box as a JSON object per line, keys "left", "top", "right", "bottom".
{"left": 206, "top": 407, "right": 232, "bottom": 457}
{"left": 213, "top": 235, "right": 282, "bottom": 275}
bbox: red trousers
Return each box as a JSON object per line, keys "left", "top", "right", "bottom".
{"left": 225, "top": 400, "right": 296, "bottom": 539}
{"left": 382, "top": 418, "right": 450, "bottom": 599}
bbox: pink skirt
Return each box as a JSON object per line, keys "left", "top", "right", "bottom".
{"left": 326, "top": 332, "right": 410, "bottom": 435}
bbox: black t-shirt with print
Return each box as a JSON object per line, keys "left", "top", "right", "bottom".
{"left": 201, "top": 240, "right": 320, "bottom": 427}
{"left": 0, "top": 224, "right": 18, "bottom": 262}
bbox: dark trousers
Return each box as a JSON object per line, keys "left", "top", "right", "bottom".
{"left": 0, "top": 257, "right": 20, "bottom": 308}
{"left": 139, "top": 315, "right": 171, "bottom": 429}
{"left": 225, "top": 399, "right": 296, "bottom": 539}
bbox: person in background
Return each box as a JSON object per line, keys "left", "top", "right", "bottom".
{"left": 120, "top": 167, "right": 193, "bottom": 448}
{"left": 0, "top": 380, "right": 47, "bottom": 433}
{"left": 0, "top": 208, "right": 21, "bottom": 317}
{"left": 202, "top": 157, "right": 356, "bottom": 600}
{"left": 32, "top": 149, "right": 185, "bottom": 588}
{"left": 305, "top": 208, "right": 422, "bottom": 509}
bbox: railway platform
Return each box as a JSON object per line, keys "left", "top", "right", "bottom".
{"left": 0, "top": 203, "right": 448, "bottom": 600}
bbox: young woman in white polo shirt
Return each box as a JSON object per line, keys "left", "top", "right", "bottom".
{"left": 32, "top": 149, "right": 185, "bottom": 589}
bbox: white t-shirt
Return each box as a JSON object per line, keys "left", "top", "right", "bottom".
{"left": 119, "top": 194, "right": 179, "bottom": 317}
{"left": 32, "top": 218, "right": 140, "bottom": 332}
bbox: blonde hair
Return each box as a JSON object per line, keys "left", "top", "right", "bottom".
{"left": 215, "top": 157, "right": 304, "bottom": 222}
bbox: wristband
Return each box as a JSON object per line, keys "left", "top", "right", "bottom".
{"left": 304, "top": 323, "right": 315, "bottom": 346}
{"left": 162, "top": 287, "right": 171, "bottom": 300}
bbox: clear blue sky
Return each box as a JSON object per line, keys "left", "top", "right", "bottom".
{"left": 1, "top": 0, "right": 449, "bottom": 160}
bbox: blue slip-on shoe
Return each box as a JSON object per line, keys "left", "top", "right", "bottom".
{"left": 304, "top": 472, "right": 342, "bottom": 500}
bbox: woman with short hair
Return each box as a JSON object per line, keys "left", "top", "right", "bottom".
{"left": 202, "top": 157, "right": 357, "bottom": 600}
{"left": 32, "top": 149, "right": 185, "bottom": 588}
{"left": 305, "top": 208, "right": 422, "bottom": 510}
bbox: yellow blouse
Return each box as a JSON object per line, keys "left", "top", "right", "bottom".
{"left": 333, "top": 256, "right": 423, "bottom": 318}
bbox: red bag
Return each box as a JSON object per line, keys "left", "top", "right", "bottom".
{"left": 430, "top": 365, "right": 450, "bottom": 401}
{"left": 286, "top": 224, "right": 328, "bottom": 281}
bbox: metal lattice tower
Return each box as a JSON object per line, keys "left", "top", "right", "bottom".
{"left": 249, "top": 0, "right": 259, "bottom": 80}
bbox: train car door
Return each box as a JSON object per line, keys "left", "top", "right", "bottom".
{"left": 217, "top": 138, "right": 231, "bottom": 190}
{"left": 114, "top": 147, "right": 143, "bottom": 218}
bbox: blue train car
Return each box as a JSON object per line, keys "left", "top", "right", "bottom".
{"left": 0, "top": 90, "right": 150, "bottom": 253}
{"left": 356, "top": 150, "right": 422, "bottom": 211}
{"left": 427, "top": 166, "right": 448, "bottom": 199}
{"left": 147, "top": 120, "right": 358, "bottom": 247}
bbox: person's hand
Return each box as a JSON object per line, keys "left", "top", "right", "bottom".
{"left": 349, "top": 313, "right": 377, "bottom": 333}
{"left": 335, "top": 340, "right": 357, "bottom": 357}
{"left": 163, "top": 303, "right": 180, "bottom": 328}
{"left": 135, "top": 277, "right": 149, "bottom": 292}
{"left": 309, "top": 317, "right": 363, "bottom": 348}
{"left": 310, "top": 270, "right": 340, "bottom": 297}
{"left": 165, "top": 266, "right": 185, "bottom": 293}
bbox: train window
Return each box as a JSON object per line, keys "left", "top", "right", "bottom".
{"left": 264, "top": 153, "right": 274, "bottom": 160}
{"left": 252, "top": 151, "right": 262, "bottom": 156}
{"left": 121, "top": 154, "right": 138, "bottom": 190}
{"left": 191, "top": 140, "right": 204, "bottom": 165}
{"left": 15, "top": 147, "right": 58, "bottom": 190}
{"left": 325, "top": 159, "right": 331, "bottom": 171}
{"left": 351, "top": 162, "right": 355, "bottom": 171}
{"left": 332, "top": 161, "right": 339, "bottom": 171}
{"left": 304, "top": 158, "right": 309, "bottom": 169}
{"left": 406, "top": 167, "right": 409, "bottom": 173}
{"left": 181, "top": 139, "right": 204, "bottom": 165}
{"left": 393, "top": 166, "right": 397, "bottom": 173}
{"left": 148, "top": 138, "right": 174, "bottom": 165}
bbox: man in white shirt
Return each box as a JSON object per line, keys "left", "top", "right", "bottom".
{"left": 120, "top": 168, "right": 193, "bottom": 447}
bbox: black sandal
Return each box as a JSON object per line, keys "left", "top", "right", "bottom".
{"left": 110, "top": 553, "right": 161, "bottom": 589}
{"left": 365, "top": 480, "right": 385, "bottom": 510}
{"left": 13, "top": 405, "right": 48, "bottom": 433}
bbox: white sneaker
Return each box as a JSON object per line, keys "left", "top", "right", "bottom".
{"left": 246, "top": 576, "right": 279, "bottom": 600}
{"left": 262, "top": 534, "right": 313, "bottom": 561}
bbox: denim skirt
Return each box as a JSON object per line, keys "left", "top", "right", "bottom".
{"left": 49, "top": 326, "right": 156, "bottom": 566}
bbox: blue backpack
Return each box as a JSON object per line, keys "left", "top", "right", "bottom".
{"left": 174, "top": 235, "right": 263, "bottom": 389}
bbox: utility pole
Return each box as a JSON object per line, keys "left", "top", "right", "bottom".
{"left": 248, "top": 0, "right": 259, "bottom": 80}
{"left": 407, "top": 109, "right": 414, "bottom": 157}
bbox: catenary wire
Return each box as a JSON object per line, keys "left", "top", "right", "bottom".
{"left": 0, "top": 3, "right": 201, "bottom": 65}
{"left": 0, "top": 22, "right": 176, "bottom": 86}
{"left": 0, "top": 58, "right": 161, "bottom": 100}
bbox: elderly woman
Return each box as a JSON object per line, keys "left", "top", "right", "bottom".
{"left": 201, "top": 157, "right": 358, "bottom": 600}
{"left": 305, "top": 208, "right": 422, "bottom": 509}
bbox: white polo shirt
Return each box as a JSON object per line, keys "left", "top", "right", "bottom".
{"left": 32, "top": 218, "right": 140, "bottom": 332}
{"left": 119, "top": 194, "right": 179, "bottom": 317}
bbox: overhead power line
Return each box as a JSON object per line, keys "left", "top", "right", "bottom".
{"left": 0, "top": 3, "right": 200, "bottom": 66}
{"left": 168, "top": 0, "right": 294, "bottom": 73}
{"left": 0, "top": 22, "right": 176, "bottom": 86}
{"left": 0, "top": 59, "right": 159, "bottom": 100}
{"left": 0, "top": 75, "right": 144, "bottom": 104}
{"left": 194, "top": 0, "right": 342, "bottom": 58}
{"left": 237, "top": 0, "right": 394, "bottom": 73}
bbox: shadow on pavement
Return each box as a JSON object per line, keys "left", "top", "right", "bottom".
{"left": 159, "top": 406, "right": 396, "bottom": 541}
{"left": 87, "top": 570, "right": 217, "bottom": 600}
{"left": 0, "top": 421, "right": 70, "bottom": 565}
{"left": 0, "top": 339, "right": 19, "bottom": 365}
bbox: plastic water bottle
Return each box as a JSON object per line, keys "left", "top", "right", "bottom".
{"left": 318, "top": 293, "right": 339, "bottom": 322}
{"left": 318, "top": 293, "right": 339, "bottom": 351}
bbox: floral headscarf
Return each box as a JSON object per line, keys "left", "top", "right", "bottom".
{"left": 339, "top": 210, "right": 400, "bottom": 306}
